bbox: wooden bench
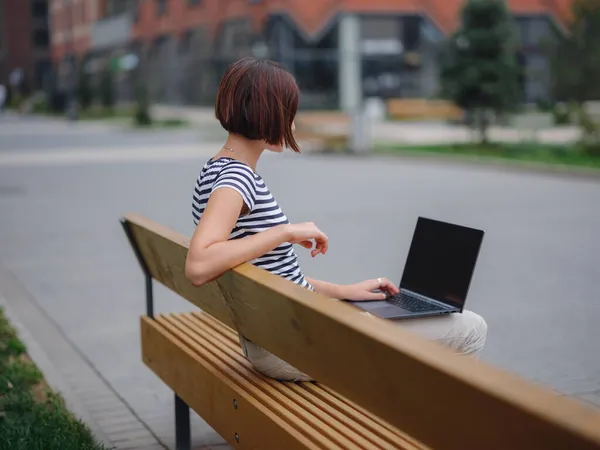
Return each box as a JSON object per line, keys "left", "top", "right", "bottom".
{"left": 294, "top": 112, "right": 349, "bottom": 152}
{"left": 121, "top": 213, "right": 600, "bottom": 450}
{"left": 386, "top": 99, "right": 463, "bottom": 122}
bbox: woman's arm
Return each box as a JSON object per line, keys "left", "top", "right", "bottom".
{"left": 305, "top": 278, "right": 346, "bottom": 298}
{"left": 306, "top": 276, "right": 399, "bottom": 301}
{"left": 185, "top": 188, "right": 328, "bottom": 286}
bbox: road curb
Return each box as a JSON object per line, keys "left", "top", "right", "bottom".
{"left": 373, "top": 150, "right": 600, "bottom": 181}
{"left": 307, "top": 148, "right": 600, "bottom": 181}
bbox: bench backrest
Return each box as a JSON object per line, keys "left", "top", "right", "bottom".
{"left": 122, "top": 213, "right": 600, "bottom": 450}
{"left": 386, "top": 99, "right": 463, "bottom": 120}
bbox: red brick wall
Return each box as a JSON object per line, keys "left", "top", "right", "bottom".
{"left": 44, "top": 0, "right": 576, "bottom": 64}
{"left": 1, "top": 0, "right": 34, "bottom": 83}
{"left": 133, "top": 0, "right": 263, "bottom": 40}
{"left": 131, "top": 0, "right": 573, "bottom": 45}
{"left": 51, "top": 36, "right": 91, "bottom": 62}
{"left": 49, "top": 0, "right": 93, "bottom": 62}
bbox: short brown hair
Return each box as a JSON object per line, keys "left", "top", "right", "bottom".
{"left": 215, "top": 58, "right": 300, "bottom": 152}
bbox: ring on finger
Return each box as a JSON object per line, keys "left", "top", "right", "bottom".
{"left": 377, "top": 277, "right": 383, "bottom": 288}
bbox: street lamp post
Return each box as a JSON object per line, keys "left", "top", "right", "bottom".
{"left": 64, "top": 0, "right": 78, "bottom": 121}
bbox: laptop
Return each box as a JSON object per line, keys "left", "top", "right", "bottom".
{"left": 349, "top": 217, "right": 484, "bottom": 320}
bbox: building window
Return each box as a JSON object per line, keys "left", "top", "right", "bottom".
{"left": 157, "top": 0, "right": 167, "bottom": 16}
{"left": 33, "top": 30, "right": 50, "bottom": 48}
{"left": 516, "top": 16, "right": 553, "bottom": 50}
{"left": 131, "top": 0, "right": 139, "bottom": 22}
{"left": 361, "top": 18, "right": 404, "bottom": 98}
{"left": 106, "top": 0, "right": 129, "bottom": 16}
{"left": 32, "top": 1, "right": 48, "bottom": 19}
{"left": 403, "top": 16, "right": 421, "bottom": 52}
{"left": 266, "top": 18, "right": 339, "bottom": 109}
{"left": 35, "top": 59, "right": 52, "bottom": 89}
{"left": 180, "top": 30, "right": 193, "bottom": 53}
{"left": 188, "top": 0, "right": 201, "bottom": 5}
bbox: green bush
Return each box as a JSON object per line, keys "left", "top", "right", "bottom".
{"left": 134, "top": 80, "right": 152, "bottom": 127}
{"left": 77, "top": 62, "right": 93, "bottom": 111}
{"left": 552, "top": 104, "right": 571, "bottom": 125}
{"left": 536, "top": 98, "right": 554, "bottom": 113}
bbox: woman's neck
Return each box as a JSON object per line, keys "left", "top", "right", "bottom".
{"left": 217, "top": 134, "right": 264, "bottom": 170}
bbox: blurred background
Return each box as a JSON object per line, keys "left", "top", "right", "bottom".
{"left": 2, "top": 0, "right": 600, "bottom": 156}
{"left": 1, "top": 1, "right": 600, "bottom": 449}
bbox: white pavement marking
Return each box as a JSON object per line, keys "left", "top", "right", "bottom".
{"left": 0, "top": 144, "right": 219, "bottom": 167}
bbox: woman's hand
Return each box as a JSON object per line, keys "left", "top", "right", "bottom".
{"left": 341, "top": 278, "right": 399, "bottom": 301}
{"left": 285, "top": 222, "right": 328, "bottom": 257}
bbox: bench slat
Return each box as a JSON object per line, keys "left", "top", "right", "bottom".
{"left": 286, "top": 383, "right": 409, "bottom": 450}
{"left": 165, "top": 314, "right": 384, "bottom": 450}
{"left": 302, "top": 384, "right": 424, "bottom": 449}
{"left": 155, "top": 315, "right": 342, "bottom": 450}
{"left": 187, "top": 312, "right": 422, "bottom": 450}
{"left": 162, "top": 313, "right": 420, "bottom": 449}
{"left": 127, "top": 215, "right": 600, "bottom": 450}
{"left": 141, "top": 316, "right": 320, "bottom": 449}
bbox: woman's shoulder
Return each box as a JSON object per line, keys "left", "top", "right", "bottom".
{"left": 206, "top": 157, "right": 255, "bottom": 176}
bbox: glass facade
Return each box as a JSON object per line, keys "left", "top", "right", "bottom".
{"left": 94, "top": 10, "right": 560, "bottom": 108}
{"left": 361, "top": 17, "right": 404, "bottom": 99}
{"left": 515, "top": 16, "right": 559, "bottom": 103}
{"left": 266, "top": 17, "right": 339, "bottom": 109}
{"left": 264, "top": 14, "right": 444, "bottom": 109}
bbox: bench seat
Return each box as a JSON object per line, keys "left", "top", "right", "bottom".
{"left": 142, "top": 312, "right": 427, "bottom": 450}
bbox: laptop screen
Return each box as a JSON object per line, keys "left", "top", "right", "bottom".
{"left": 400, "top": 218, "right": 484, "bottom": 310}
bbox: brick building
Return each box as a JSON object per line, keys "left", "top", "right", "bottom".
{"left": 0, "top": 0, "right": 51, "bottom": 92}
{"left": 49, "top": 0, "right": 573, "bottom": 108}
{"left": 49, "top": 0, "right": 96, "bottom": 62}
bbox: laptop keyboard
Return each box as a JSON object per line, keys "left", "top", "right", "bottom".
{"left": 387, "top": 292, "right": 443, "bottom": 313}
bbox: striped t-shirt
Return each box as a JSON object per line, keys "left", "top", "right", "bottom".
{"left": 192, "top": 157, "right": 313, "bottom": 290}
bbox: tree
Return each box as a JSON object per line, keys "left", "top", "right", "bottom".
{"left": 77, "top": 60, "right": 93, "bottom": 110}
{"left": 134, "top": 78, "right": 152, "bottom": 127}
{"left": 550, "top": 0, "right": 600, "bottom": 153}
{"left": 99, "top": 68, "right": 115, "bottom": 112}
{"left": 441, "top": 0, "right": 521, "bottom": 144}
{"left": 551, "top": 0, "right": 600, "bottom": 103}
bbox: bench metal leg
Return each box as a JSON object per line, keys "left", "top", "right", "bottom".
{"left": 175, "top": 394, "right": 191, "bottom": 450}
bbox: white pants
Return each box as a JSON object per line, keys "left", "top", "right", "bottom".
{"left": 241, "top": 310, "right": 487, "bottom": 382}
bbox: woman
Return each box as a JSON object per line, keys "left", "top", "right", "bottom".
{"left": 185, "top": 58, "right": 487, "bottom": 381}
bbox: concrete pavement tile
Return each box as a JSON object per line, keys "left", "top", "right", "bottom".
{"left": 2, "top": 118, "right": 600, "bottom": 449}
{"left": 95, "top": 414, "right": 144, "bottom": 428}
{"left": 130, "top": 446, "right": 166, "bottom": 450}
{"left": 116, "top": 436, "right": 163, "bottom": 450}
{"left": 103, "top": 422, "right": 149, "bottom": 435}
{"left": 108, "top": 428, "right": 156, "bottom": 443}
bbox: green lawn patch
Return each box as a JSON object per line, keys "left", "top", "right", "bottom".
{"left": 31, "top": 103, "right": 190, "bottom": 129}
{"left": 77, "top": 107, "right": 136, "bottom": 121}
{"left": 375, "top": 142, "right": 600, "bottom": 170}
{"left": 134, "top": 117, "right": 189, "bottom": 129}
{"left": 0, "top": 308, "right": 108, "bottom": 450}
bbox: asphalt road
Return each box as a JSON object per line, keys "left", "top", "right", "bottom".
{"left": 1, "top": 114, "right": 599, "bottom": 448}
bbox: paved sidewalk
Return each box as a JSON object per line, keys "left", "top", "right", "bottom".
{"left": 153, "top": 104, "right": 581, "bottom": 146}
